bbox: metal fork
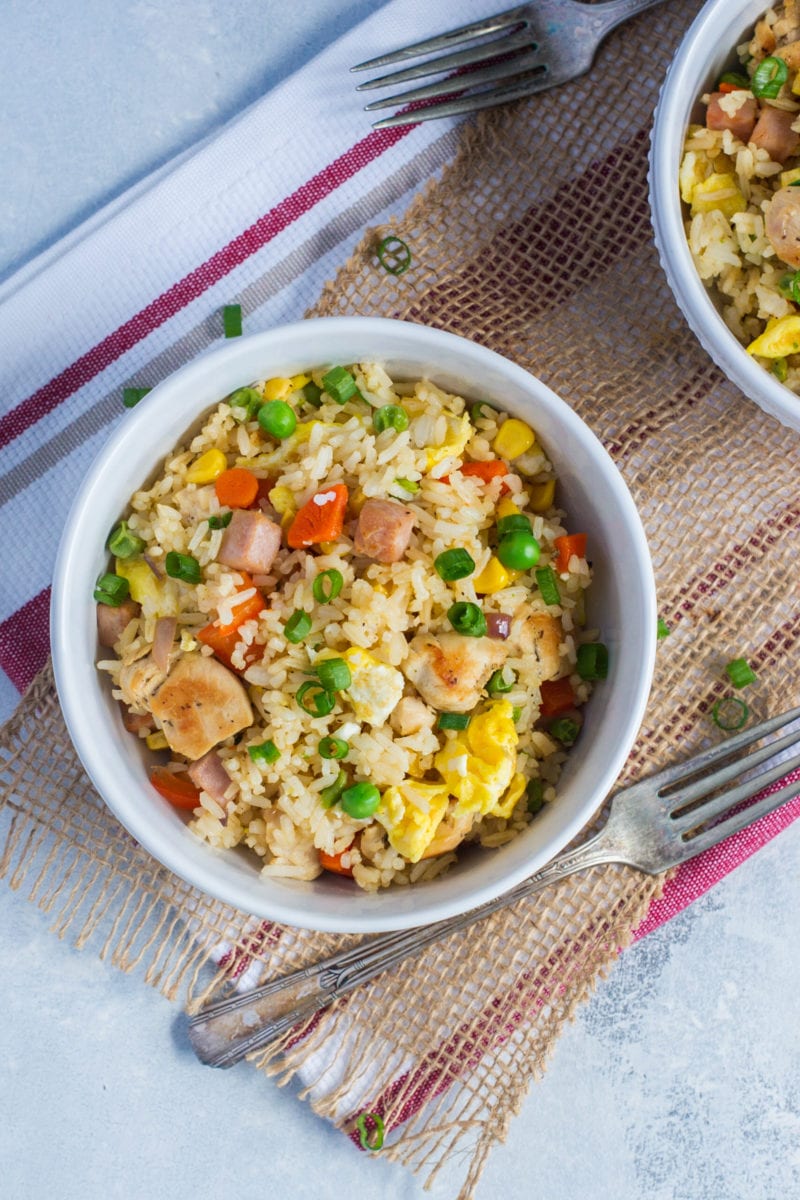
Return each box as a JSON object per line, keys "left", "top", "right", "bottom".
{"left": 188, "top": 705, "right": 800, "bottom": 1068}
{"left": 352, "top": 0, "right": 671, "bottom": 128}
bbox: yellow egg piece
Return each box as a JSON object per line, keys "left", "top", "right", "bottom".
{"left": 376, "top": 781, "right": 451, "bottom": 862}
{"left": 689, "top": 172, "right": 746, "bottom": 218}
{"left": 747, "top": 315, "right": 800, "bottom": 359}
{"left": 426, "top": 414, "right": 471, "bottom": 470}
{"left": 343, "top": 648, "right": 405, "bottom": 726}
{"left": 492, "top": 418, "right": 536, "bottom": 460}
{"left": 434, "top": 699, "right": 518, "bottom": 817}
{"left": 262, "top": 377, "right": 293, "bottom": 401}
{"left": 185, "top": 448, "right": 227, "bottom": 484}
{"left": 493, "top": 772, "right": 527, "bottom": 820}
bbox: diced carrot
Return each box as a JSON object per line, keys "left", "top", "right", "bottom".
{"left": 319, "top": 847, "right": 354, "bottom": 877}
{"left": 718, "top": 81, "right": 744, "bottom": 94}
{"left": 214, "top": 467, "right": 260, "bottom": 509}
{"left": 553, "top": 533, "right": 587, "bottom": 574}
{"left": 197, "top": 574, "right": 266, "bottom": 669}
{"left": 287, "top": 483, "right": 349, "bottom": 549}
{"left": 150, "top": 767, "right": 201, "bottom": 810}
{"left": 539, "top": 678, "right": 577, "bottom": 719}
{"left": 460, "top": 460, "right": 508, "bottom": 483}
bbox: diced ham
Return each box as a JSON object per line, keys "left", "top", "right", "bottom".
{"left": 217, "top": 509, "right": 281, "bottom": 574}
{"left": 706, "top": 92, "right": 758, "bottom": 142}
{"left": 353, "top": 498, "right": 415, "bottom": 563}
{"left": 766, "top": 186, "right": 800, "bottom": 266}
{"left": 119, "top": 702, "right": 155, "bottom": 735}
{"left": 96, "top": 599, "right": 140, "bottom": 648}
{"left": 149, "top": 652, "right": 253, "bottom": 759}
{"left": 750, "top": 105, "right": 800, "bottom": 163}
{"left": 187, "top": 751, "right": 232, "bottom": 805}
{"left": 152, "top": 615, "right": 177, "bottom": 672}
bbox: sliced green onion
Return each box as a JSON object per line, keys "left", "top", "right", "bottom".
{"left": 340, "top": 781, "right": 381, "bottom": 818}
{"left": 778, "top": 270, "right": 800, "bottom": 304}
{"left": 312, "top": 569, "right": 344, "bottom": 603}
{"left": 712, "top": 697, "right": 749, "bottom": 731}
{"left": 228, "top": 387, "right": 263, "bottom": 421}
{"left": 319, "top": 736, "right": 349, "bottom": 760}
{"left": 208, "top": 511, "right": 233, "bottom": 530}
{"left": 122, "top": 386, "right": 151, "bottom": 408}
{"left": 434, "top": 548, "right": 475, "bottom": 582}
{"left": 107, "top": 520, "right": 145, "bottom": 559}
{"left": 322, "top": 366, "right": 358, "bottom": 405}
{"left": 718, "top": 71, "right": 750, "bottom": 88}
{"left": 376, "top": 234, "right": 411, "bottom": 276}
{"left": 284, "top": 610, "right": 312, "bottom": 643}
{"left": 319, "top": 770, "right": 348, "bottom": 808}
{"left": 535, "top": 566, "right": 561, "bottom": 606}
{"left": 447, "top": 601, "right": 487, "bottom": 637}
{"left": 470, "top": 401, "right": 495, "bottom": 423}
{"left": 725, "top": 657, "right": 757, "bottom": 688}
{"left": 497, "top": 530, "right": 540, "bottom": 571}
{"left": 248, "top": 740, "right": 280, "bottom": 765}
{"left": 93, "top": 572, "right": 130, "bottom": 606}
{"left": 751, "top": 55, "right": 788, "bottom": 99}
{"left": 372, "top": 404, "right": 409, "bottom": 434}
{"left": 576, "top": 642, "right": 609, "bottom": 681}
{"left": 512, "top": 705, "right": 523, "bottom": 723}
{"left": 772, "top": 357, "right": 789, "bottom": 382}
{"left": 296, "top": 680, "right": 336, "bottom": 717}
{"left": 165, "top": 551, "right": 201, "bottom": 584}
{"left": 438, "top": 712, "right": 471, "bottom": 730}
{"left": 302, "top": 381, "right": 323, "bottom": 408}
{"left": 222, "top": 304, "right": 242, "bottom": 338}
{"left": 258, "top": 400, "right": 297, "bottom": 439}
{"left": 657, "top": 617, "right": 671, "bottom": 640}
{"left": 496, "top": 513, "right": 532, "bottom": 538}
{"left": 315, "top": 658, "right": 351, "bottom": 692}
{"left": 355, "top": 1112, "right": 385, "bottom": 1152}
{"left": 549, "top": 717, "right": 580, "bottom": 745}
{"left": 486, "top": 668, "right": 514, "bottom": 696}
{"left": 526, "top": 778, "right": 545, "bottom": 815}
{"left": 394, "top": 477, "right": 419, "bottom": 493}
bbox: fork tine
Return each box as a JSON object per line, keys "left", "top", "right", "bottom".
{"left": 668, "top": 726, "right": 800, "bottom": 816}
{"left": 670, "top": 746, "right": 800, "bottom": 835}
{"left": 355, "top": 29, "right": 535, "bottom": 93}
{"left": 362, "top": 51, "right": 544, "bottom": 112}
{"left": 370, "top": 70, "right": 564, "bottom": 130}
{"left": 669, "top": 775, "right": 800, "bottom": 863}
{"left": 351, "top": 6, "right": 529, "bottom": 72}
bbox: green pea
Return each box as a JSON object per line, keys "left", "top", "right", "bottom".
{"left": 497, "top": 530, "right": 540, "bottom": 571}
{"left": 340, "top": 781, "right": 381, "bottom": 819}
{"left": 258, "top": 400, "right": 297, "bottom": 439}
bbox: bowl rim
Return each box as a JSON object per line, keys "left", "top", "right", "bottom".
{"left": 649, "top": 0, "right": 800, "bottom": 432}
{"left": 51, "top": 316, "right": 657, "bottom": 932}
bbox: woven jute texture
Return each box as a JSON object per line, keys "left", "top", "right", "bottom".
{"left": 3, "top": 1, "right": 800, "bottom": 1194}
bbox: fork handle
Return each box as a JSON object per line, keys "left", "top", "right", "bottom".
{"left": 188, "top": 826, "right": 621, "bottom": 1068}
{"left": 590, "top": 0, "right": 670, "bottom": 34}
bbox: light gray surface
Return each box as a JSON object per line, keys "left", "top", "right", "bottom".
{"left": 2, "top": 2, "right": 800, "bottom": 1197}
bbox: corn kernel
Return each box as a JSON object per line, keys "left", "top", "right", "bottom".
{"left": 268, "top": 485, "right": 294, "bottom": 514}
{"left": 492, "top": 418, "right": 536, "bottom": 460}
{"left": 496, "top": 497, "right": 521, "bottom": 520}
{"left": 747, "top": 314, "right": 800, "bottom": 358}
{"left": 185, "top": 447, "right": 227, "bottom": 484}
{"left": 319, "top": 541, "right": 338, "bottom": 555}
{"left": 289, "top": 373, "right": 311, "bottom": 390}
{"left": 146, "top": 730, "right": 170, "bottom": 751}
{"left": 689, "top": 172, "right": 746, "bottom": 218}
{"left": 473, "top": 556, "right": 511, "bottom": 595}
{"left": 781, "top": 166, "right": 800, "bottom": 188}
{"left": 262, "top": 377, "right": 292, "bottom": 401}
{"left": 349, "top": 488, "right": 368, "bottom": 515}
{"left": 528, "top": 478, "right": 556, "bottom": 512}
{"left": 115, "top": 557, "right": 161, "bottom": 605}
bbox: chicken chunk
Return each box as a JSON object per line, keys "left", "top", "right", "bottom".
{"left": 353, "top": 498, "right": 415, "bottom": 563}
{"left": 514, "top": 610, "right": 563, "bottom": 683}
{"left": 390, "top": 695, "right": 436, "bottom": 736}
{"left": 403, "top": 633, "right": 507, "bottom": 713}
{"left": 773, "top": 37, "right": 800, "bottom": 71}
{"left": 96, "top": 599, "right": 140, "bottom": 648}
{"left": 149, "top": 652, "right": 253, "bottom": 759}
{"left": 705, "top": 92, "right": 758, "bottom": 143}
{"left": 750, "top": 105, "right": 800, "bottom": 163}
{"left": 187, "top": 750, "right": 232, "bottom": 804}
{"left": 119, "top": 653, "right": 167, "bottom": 709}
{"left": 217, "top": 509, "right": 282, "bottom": 575}
{"left": 766, "top": 186, "right": 800, "bottom": 267}
{"left": 420, "top": 809, "right": 474, "bottom": 860}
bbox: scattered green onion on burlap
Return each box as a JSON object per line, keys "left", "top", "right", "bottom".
{"left": 355, "top": 1112, "right": 386, "bottom": 1152}
{"left": 107, "top": 520, "right": 145, "bottom": 559}
{"left": 725, "top": 657, "right": 757, "bottom": 689}
{"left": 711, "top": 697, "right": 749, "bottom": 731}
{"left": 376, "top": 235, "right": 411, "bottom": 276}
{"left": 313, "top": 569, "right": 344, "bottom": 603}
{"left": 165, "top": 551, "right": 201, "bottom": 584}
{"left": 657, "top": 617, "right": 671, "bottom": 640}
{"left": 435, "top": 548, "right": 475, "bottom": 581}
{"left": 284, "top": 610, "right": 312, "bottom": 643}
{"left": 93, "top": 572, "right": 130, "bottom": 606}
{"left": 296, "top": 681, "right": 336, "bottom": 717}
{"left": 438, "top": 712, "right": 471, "bottom": 730}
{"left": 248, "top": 740, "right": 280, "bottom": 764}
{"left": 222, "top": 304, "right": 242, "bottom": 337}
{"left": 208, "top": 511, "right": 232, "bottom": 530}
{"left": 322, "top": 366, "right": 358, "bottom": 404}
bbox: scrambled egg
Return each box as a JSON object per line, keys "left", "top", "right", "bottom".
{"left": 343, "top": 647, "right": 405, "bottom": 726}
{"left": 376, "top": 780, "right": 451, "bottom": 862}
{"left": 426, "top": 413, "right": 471, "bottom": 471}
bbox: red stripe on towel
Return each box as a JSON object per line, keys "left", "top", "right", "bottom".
{"left": 0, "top": 586, "right": 51, "bottom": 693}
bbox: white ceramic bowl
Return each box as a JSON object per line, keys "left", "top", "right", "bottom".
{"left": 51, "top": 317, "right": 656, "bottom": 933}
{"left": 650, "top": 0, "right": 800, "bottom": 433}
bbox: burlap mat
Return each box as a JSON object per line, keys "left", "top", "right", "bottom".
{"left": 3, "top": 1, "right": 799, "bottom": 1194}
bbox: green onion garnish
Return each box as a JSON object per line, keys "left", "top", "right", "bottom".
{"left": 718, "top": 71, "right": 750, "bottom": 88}
{"left": 725, "top": 657, "right": 757, "bottom": 689}
{"left": 751, "top": 55, "right": 788, "bottom": 99}
{"left": 322, "top": 366, "right": 358, "bottom": 405}
{"left": 258, "top": 400, "right": 297, "bottom": 439}
{"left": 284, "top": 610, "right": 312, "bottom": 643}
{"left": 296, "top": 681, "right": 336, "bottom": 717}
{"left": 535, "top": 566, "right": 561, "bottom": 606}
{"left": 511, "top": 705, "right": 523, "bottom": 723}
{"left": 576, "top": 642, "right": 609, "bottom": 681}
{"left": 319, "top": 770, "right": 348, "bottom": 808}
{"left": 496, "top": 513, "right": 532, "bottom": 538}
{"left": 549, "top": 717, "right": 580, "bottom": 745}
{"left": 319, "top": 736, "right": 349, "bottom": 760}
{"left": 438, "top": 712, "right": 471, "bottom": 730}
{"left": 248, "top": 740, "right": 280, "bottom": 765}
{"left": 302, "top": 381, "right": 323, "bottom": 408}
{"left": 312, "top": 569, "right": 344, "bottom": 604}
{"left": 526, "top": 778, "right": 545, "bottom": 815}
{"left": 208, "top": 511, "right": 233, "bottom": 530}
{"left": 372, "top": 404, "right": 409, "bottom": 434}
{"left": 223, "top": 304, "right": 242, "bottom": 338}
{"left": 376, "top": 235, "right": 411, "bottom": 276}
{"left": 93, "top": 572, "right": 130, "bottom": 606}
{"left": 315, "top": 658, "right": 351, "bottom": 692}
{"left": 394, "top": 477, "right": 419, "bottom": 493}
{"left": 447, "top": 601, "right": 487, "bottom": 637}
{"left": 486, "top": 668, "right": 514, "bottom": 696}
{"left": 657, "top": 617, "right": 671, "bottom": 640}
{"left": 107, "top": 520, "right": 145, "bottom": 559}
{"left": 772, "top": 357, "right": 789, "bottom": 382}
{"left": 711, "top": 697, "right": 749, "bottom": 731}
{"left": 470, "top": 401, "right": 495, "bottom": 423}
{"left": 165, "top": 551, "right": 201, "bottom": 584}
{"left": 434, "top": 548, "right": 476, "bottom": 582}
{"left": 228, "top": 387, "right": 263, "bottom": 421}
{"left": 778, "top": 271, "right": 800, "bottom": 304}
{"left": 341, "top": 781, "right": 381, "bottom": 818}
{"left": 122, "top": 386, "right": 151, "bottom": 409}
